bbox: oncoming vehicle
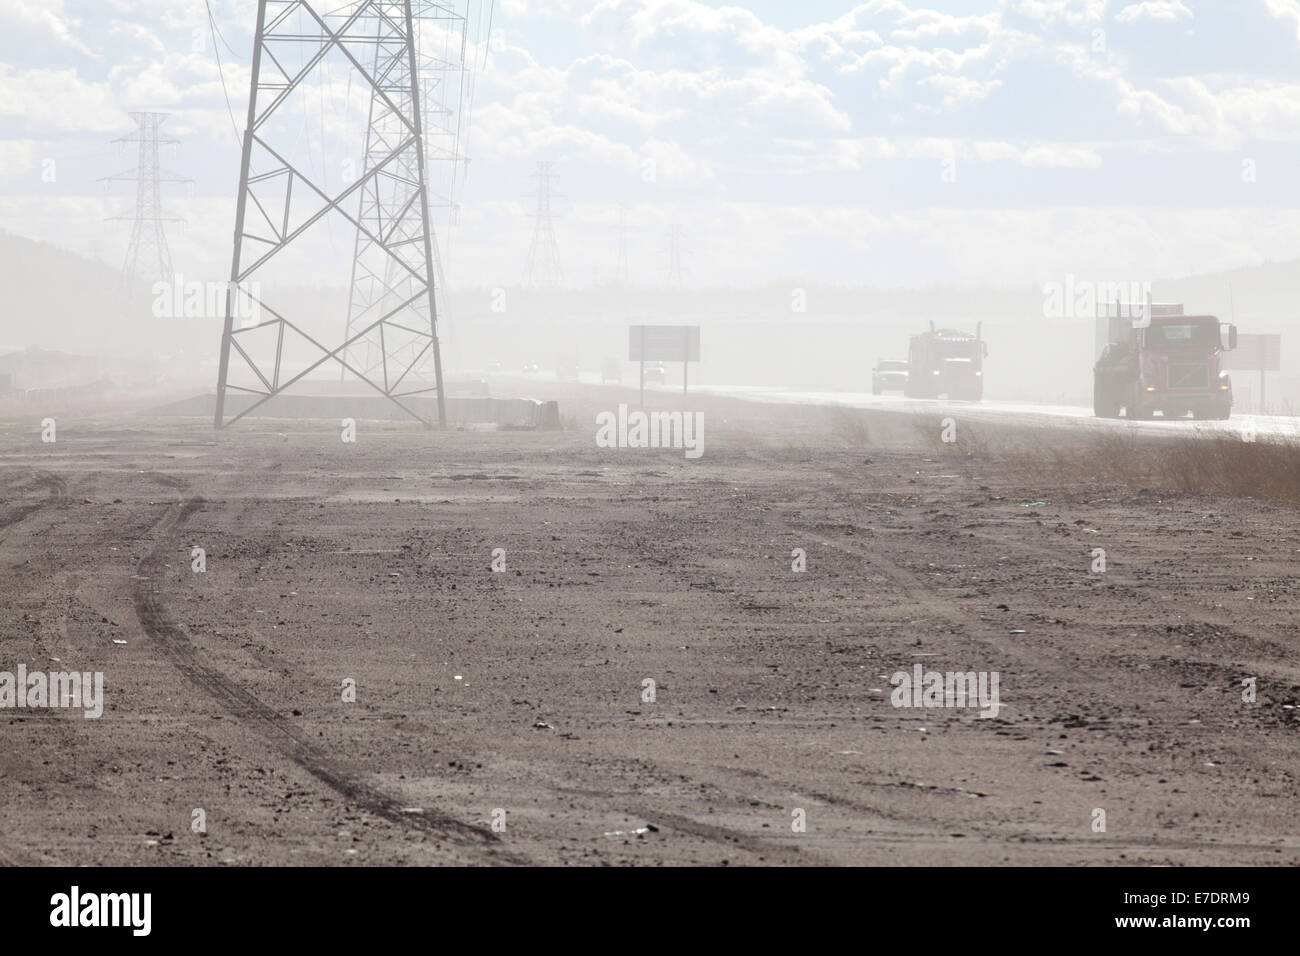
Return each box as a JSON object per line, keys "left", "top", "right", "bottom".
{"left": 1093, "top": 305, "right": 1237, "bottom": 420}
{"left": 643, "top": 361, "right": 667, "bottom": 386}
{"left": 903, "top": 322, "right": 987, "bottom": 400}
{"left": 871, "top": 359, "right": 908, "bottom": 395}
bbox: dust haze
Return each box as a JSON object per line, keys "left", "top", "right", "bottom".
{"left": 0, "top": 0, "right": 1297, "bottom": 879}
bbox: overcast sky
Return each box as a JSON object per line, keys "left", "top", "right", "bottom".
{"left": 3, "top": 0, "right": 1300, "bottom": 288}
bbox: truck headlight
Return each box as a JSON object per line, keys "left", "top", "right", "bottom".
{"left": 933, "top": 370, "right": 941, "bottom": 376}
{"left": 1145, "top": 386, "right": 1156, "bottom": 392}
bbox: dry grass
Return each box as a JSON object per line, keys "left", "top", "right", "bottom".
{"left": 1154, "top": 434, "right": 1300, "bottom": 500}
{"left": 823, "top": 403, "right": 1300, "bottom": 506}
{"left": 1016, "top": 429, "right": 1300, "bottom": 504}
{"left": 828, "top": 406, "right": 871, "bottom": 447}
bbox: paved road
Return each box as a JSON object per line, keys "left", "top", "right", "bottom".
{"left": 688, "top": 384, "right": 1300, "bottom": 440}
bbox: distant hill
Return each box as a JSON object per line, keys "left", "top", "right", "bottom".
{"left": 0, "top": 230, "right": 156, "bottom": 355}
{"left": 1157, "top": 260, "right": 1300, "bottom": 330}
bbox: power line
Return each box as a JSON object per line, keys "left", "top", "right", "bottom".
{"left": 206, "top": 0, "right": 245, "bottom": 58}
{"left": 205, "top": 0, "right": 243, "bottom": 150}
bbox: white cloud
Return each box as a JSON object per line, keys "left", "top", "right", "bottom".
{"left": 0, "top": 0, "right": 94, "bottom": 57}
{"left": 1005, "top": 0, "right": 1108, "bottom": 29}
{"left": 1258, "top": 0, "right": 1300, "bottom": 45}
{"left": 1115, "top": 1, "right": 1194, "bottom": 23}
{"left": 0, "top": 66, "right": 124, "bottom": 134}
{"left": 917, "top": 72, "right": 1002, "bottom": 105}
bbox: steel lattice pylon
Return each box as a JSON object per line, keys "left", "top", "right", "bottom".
{"left": 101, "top": 113, "right": 190, "bottom": 284}
{"left": 215, "top": 0, "right": 446, "bottom": 428}
{"left": 666, "top": 223, "right": 685, "bottom": 290}
{"left": 522, "top": 161, "right": 563, "bottom": 287}
{"left": 343, "top": 1, "right": 468, "bottom": 382}
{"left": 615, "top": 205, "right": 629, "bottom": 285}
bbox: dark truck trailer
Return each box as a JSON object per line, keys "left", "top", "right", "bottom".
{"left": 1093, "top": 305, "right": 1237, "bottom": 420}
{"left": 904, "top": 321, "right": 987, "bottom": 400}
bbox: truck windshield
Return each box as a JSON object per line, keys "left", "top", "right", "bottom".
{"left": 1146, "top": 323, "right": 1219, "bottom": 349}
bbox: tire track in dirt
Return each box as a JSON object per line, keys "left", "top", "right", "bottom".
{"left": 0, "top": 844, "right": 41, "bottom": 867}
{"left": 133, "top": 495, "right": 521, "bottom": 862}
{"left": 958, "top": 524, "right": 1300, "bottom": 690}
{"left": 0, "top": 470, "right": 69, "bottom": 867}
{"left": 613, "top": 495, "right": 1022, "bottom": 859}
{"left": 0, "top": 471, "right": 67, "bottom": 536}
{"left": 785, "top": 516, "right": 1081, "bottom": 687}
{"left": 678, "top": 505, "right": 1294, "bottom": 859}
{"left": 525, "top": 504, "right": 828, "bottom": 863}
{"left": 618, "top": 507, "right": 1070, "bottom": 860}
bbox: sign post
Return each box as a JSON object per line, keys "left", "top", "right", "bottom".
{"left": 629, "top": 324, "right": 701, "bottom": 407}
{"left": 682, "top": 326, "right": 690, "bottom": 398}
{"left": 1221, "top": 333, "right": 1281, "bottom": 413}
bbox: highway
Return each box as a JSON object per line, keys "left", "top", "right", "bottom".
{"left": 691, "top": 383, "right": 1300, "bottom": 440}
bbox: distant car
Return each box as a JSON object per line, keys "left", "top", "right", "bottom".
{"left": 871, "top": 359, "right": 908, "bottom": 395}
{"left": 601, "top": 357, "right": 622, "bottom": 384}
{"left": 521, "top": 362, "right": 540, "bottom": 374}
{"left": 556, "top": 359, "right": 580, "bottom": 381}
{"left": 643, "top": 361, "right": 667, "bottom": 386}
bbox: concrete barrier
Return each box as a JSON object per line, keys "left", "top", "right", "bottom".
{"left": 143, "top": 393, "right": 560, "bottom": 428}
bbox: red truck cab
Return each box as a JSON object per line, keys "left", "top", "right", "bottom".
{"left": 1128, "top": 315, "right": 1235, "bottom": 420}
{"left": 1096, "top": 311, "right": 1237, "bottom": 420}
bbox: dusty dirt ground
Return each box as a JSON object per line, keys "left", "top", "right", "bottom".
{"left": 0, "top": 389, "right": 1296, "bottom": 866}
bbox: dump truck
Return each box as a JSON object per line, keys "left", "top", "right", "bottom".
{"left": 903, "top": 322, "right": 986, "bottom": 400}
{"left": 1093, "top": 303, "right": 1237, "bottom": 420}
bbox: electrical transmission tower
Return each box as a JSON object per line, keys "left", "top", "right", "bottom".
{"left": 343, "top": 0, "right": 471, "bottom": 381}
{"left": 215, "top": 0, "right": 446, "bottom": 429}
{"left": 615, "top": 205, "right": 630, "bottom": 285}
{"left": 101, "top": 112, "right": 190, "bottom": 284}
{"left": 522, "top": 161, "right": 563, "bottom": 287}
{"left": 666, "top": 223, "right": 685, "bottom": 290}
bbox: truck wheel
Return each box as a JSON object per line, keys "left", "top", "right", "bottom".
{"left": 1093, "top": 382, "right": 1121, "bottom": 418}
{"left": 1128, "top": 387, "right": 1152, "bottom": 420}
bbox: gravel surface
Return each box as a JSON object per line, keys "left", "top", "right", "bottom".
{"left": 1, "top": 392, "right": 1296, "bottom": 866}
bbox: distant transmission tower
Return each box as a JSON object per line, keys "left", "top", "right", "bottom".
{"left": 615, "top": 205, "right": 630, "bottom": 285}
{"left": 214, "top": 0, "right": 446, "bottom": 429}
{"left": 522, "top": 161, "right": 563, "bottom": 287}
{"left": 343, "top": 0, "right": 470, "bottom": 381}
{"left": 101, "top": 112, "right": 190, "bottom": 284}
{"left": 666, "top": 223, "right": 685, "bottom": 289}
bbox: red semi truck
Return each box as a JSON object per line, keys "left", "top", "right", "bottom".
{"left": 1093, "top": 304, "right": 1238, "bottom": 420}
